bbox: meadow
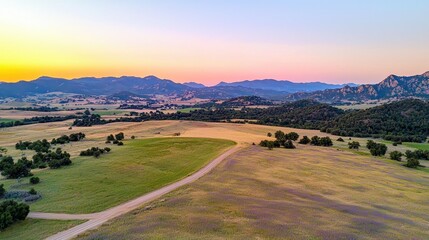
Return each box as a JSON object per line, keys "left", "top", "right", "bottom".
{"left": 1, "top": 137, "right": 235, "bottom": 213}
{"left": 0, "top": 219, "right": 83, "bottom": 240}
{"left": 79, "top": 144, "right": 429, "bottom": 239}
{"left": 0, "top": 120, "right": 427, "bottom": 239}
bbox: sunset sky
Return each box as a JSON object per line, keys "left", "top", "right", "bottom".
{"left": 1, "top": 0, "right": 428, "bottom": 85}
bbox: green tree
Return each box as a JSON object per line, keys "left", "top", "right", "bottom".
{"left": 348, "top": 141, "right": 360, "bottom": 149}
{"left": 299, "top": 136, "right": 311, "bottom": 144}
{"left": 389, "top": 151, "right": 403, "bottom": 161}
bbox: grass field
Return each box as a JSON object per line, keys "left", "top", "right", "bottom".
{"left": 1, "top": 137, "right": 235, "bottom": 213}
{"left": 79, "top": 145, "right": 429, "bottom": 240}
{"left": 0, "top": 219, "right": 84, "bottom": 240}
{"left": 403, "top": 142, "right": 429, "bottom": 151}
{"left": 0, "top": 118, "right": 16, "bottom": 123}
{"left": 177, "top": 108, "right": 201, "bottom": 113}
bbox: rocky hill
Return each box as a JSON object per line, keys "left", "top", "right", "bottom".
{"left": 286, "top": 72, "right": 429, "bottom": 102}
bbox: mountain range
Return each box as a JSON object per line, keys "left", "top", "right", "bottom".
{"left": 0, "top": 76, "right": 355, "bottom": 99}
{"left": 286, "top": 72, "right": 429, "bottom": 102}
{"left": 216, "top": 79, "right": 357, "bottom": 92}
{"left": 1, "top": 72, "right": 428, "bottom": 101}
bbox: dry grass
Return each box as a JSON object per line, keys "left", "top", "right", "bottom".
{"left": 79, "top": 145, "right": 429, "bottom": 240}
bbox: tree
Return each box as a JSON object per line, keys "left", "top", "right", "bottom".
{"left": 310, "top": 136, "right": 320, "bottom": 145}
{"left": 337, "top": 137, "right": 344, "bottom": 142}
{"left": 267, "top": 141, "right": 274, "bottom": 150}
{"left": 274, "top": 131, "right": 285, "bottom": 141}
{"left": 284, "top": 140, "right": 296, "bottom": 149}
{"left": 369, "top": 143, "right": 387, "bottom": 156}
{"left": 115, "top": 132, "right": 125, "bottom": 141}
{"left": 0, "top": 184, "right": 5, "bottom": 197}
{"left": 348, "top": 141, "right": 360, "bottom": 149}
{"left": 131, "top": 135, "right": 136, "bottom": 140}
{"left": 299, "top": 136, "right": 311, "bottom": 144}
{"left": 267, "top": 132, "right": 272, "bottom": 137}
{"left": 405, "top": 158, "right": 420, "bottom": 168}
{"left": 30, "top": 177, "right": 40, "bottom": 184}
{"left": 106, "top": 134, "right": 115, "bottom": 142}
{"left": 0, "top": 200, "right": 30, "bottom": 230}
{"left": 287, "top": 132, "right": 299, "bottom": 141}
{"left": 389, "top": 151, "right": 403, "bottom": 161}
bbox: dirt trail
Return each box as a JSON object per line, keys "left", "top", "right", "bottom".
{"left": 28, "top": 145, "right": 241, "bottom": 240}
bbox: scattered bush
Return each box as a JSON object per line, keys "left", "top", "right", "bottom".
{"left": 310, "top": 136, "right": 333, "bottom": 147}
{"left": 115, "top": 132, "right": 125, "bottom": 141}
{"left": 29, "top": 188, "right": 37, "bottom": 195}
{"left": 29, "top": 176, "right": 40, "bottom": 184}
{"left": 348, "top": 141, "right": 360, "bottom": 149}
{"left": 390, "top": 151, "right": 403, "bottom": 161}
{"left": 284, "top": 140, "right": 296, "bottom": 149}
{"left": 366, "top": 140, "right": 387, "bottom": 156}
{"left": 80, "top": 147, "right": 111, "bottom": 158}
{"left": 405, "top": 158, "right": 420, "bottom": 168}
{"left": 337, "top": 137, "right": 344, "bottom": 142}
{"left": 267, "top": 132, "right": 272, "bottom": 137}
{"left": 299, "top": 136, "right": 311, "bottom": 144}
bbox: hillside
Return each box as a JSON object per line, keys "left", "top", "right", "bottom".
{"left": 324, "top": 99, "right": 429, "bottom": 142}
{"left": 286, "top": 72, "right": 429, "bottom": 102}
{"left": 217, "top": 79, "right": 357, "bottom": 92}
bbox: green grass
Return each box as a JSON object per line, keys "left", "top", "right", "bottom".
{"left": 0, "top": 118, "right": 17, "bottom": 123}
{"left": 93, "top": 110, "right": 125, "bottom": 116}
{"left": 1, "top": 138, "right": 235, "bottom": 213}
{"left": 0, "top": 219, "right": 84, "bottom": 240}
{"left": 177, "top": 108, "right": 200, "bottom": 113}
{"left": 403, "top": 142, "right": 429, "bottom": 151}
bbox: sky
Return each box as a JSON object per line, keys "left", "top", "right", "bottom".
{"left": 0, "top": 0, "right": 428, "bottom": 85}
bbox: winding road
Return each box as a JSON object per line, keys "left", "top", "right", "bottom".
{"left": 28, "top": 145, "right": 241, "bottom": 240}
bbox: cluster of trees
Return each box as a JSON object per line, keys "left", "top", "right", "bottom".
{"left": 307, "top": 136, "right": 333, "bottom": 147}
{"left": 106, "top": 132, "right": 125, "bottom": 145}
{"left": 260, "top": 130, "right": 299, "bottom": 149}
{"left": 323, "top": 99, "right": 429, "bottom": 143}
{"left": 0, "top": 200, "right": 29, "bottom": 230}
{"left": 32, "top": 148, "right": 72, "bottom": 169}
{"left": 366, "top": 140, "right": 388, "bottom": 156}
{"left": 389, "top": 149, "right": 427, "bottom": 168}
{"left": 80, "top": 147, "right": 111, "bottom": 158}
{"left": 3, "top": 106, "right": 60, "bottom": 112}
{"left": 15, "top": 139, "right": 51, "bottom": 152}
{"left": 0, "top": 156, "right": 32, "bottom": 179}
{"left": 51, "top": 132, "right": 85, "bottom": 144}
{"left": 0, "top": 115, "right": 77, "bottom": 129}
{"left": 71, "top": 99, "right": 428, "bottom": 143}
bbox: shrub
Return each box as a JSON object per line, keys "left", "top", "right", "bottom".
{"left": 115, "top": 132, "right": 125, "bottom": 141}
{"left": 337, "top": 137, "right": 344, "bottom": 142}
{"left": 284, "top": 140, "right": 296, "bottom": 149}
{"left": 348, "top": 141, "right": 360, "bottom": 149}
{"left": 29, "top": 188, "right": 37, "bottom": 195}
{"left": 29, "top": 177, "right": 40, "bottom": 184}
{"left": 267, "top": 132, "right": 272, "bottom": 137}
{"left": 117, "top": 142, "right": 124, "bottom": 146}
{"left": 390, "top": 151, "right": 403, "bottom": 161}
{"left": 299, "top": 136, "right": 311, "bottom": 144}
{"left": 405, "top": 158, "right": 420, "bottom": 168}
{"left": 366, "top": 140, "right": 387, "bottom": 156}
{"left": 131, "top": 135, "right": 136, "bottom": 140}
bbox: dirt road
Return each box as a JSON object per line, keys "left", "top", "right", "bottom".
{"left": 28, "top": 145, "right": 241, "bottom": 240}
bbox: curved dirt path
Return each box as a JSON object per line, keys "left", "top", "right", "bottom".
{"left": 29, "top": 145, "right": 241, "bottom": 240}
